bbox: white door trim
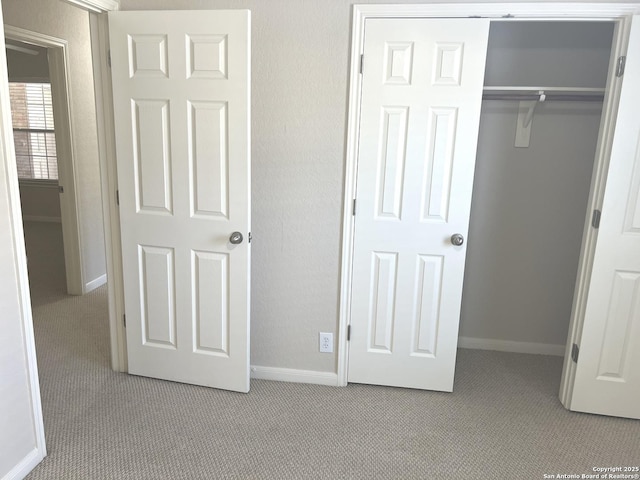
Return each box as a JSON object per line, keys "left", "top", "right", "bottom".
{"left": 338, "top": 3, "right": 640, "bottom": 387}
{"left": 89, "top": 12, "right": 127, "bottom": 371}
{"left": 4, "top": 25, "right": 86, "bottom": 295}
{"left": 62, "top": 0, "right": 119, "bottom": 13}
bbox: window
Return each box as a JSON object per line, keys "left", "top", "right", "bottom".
{"left": 9, "top": 82, "right": 58, "bottom": 180}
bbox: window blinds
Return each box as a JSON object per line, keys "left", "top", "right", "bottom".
{"left": 9, "top": 83, "right": 57, "bottom": 180}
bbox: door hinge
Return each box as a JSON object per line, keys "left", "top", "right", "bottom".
{"left": 352, "top": 199, "right": 357, "bottom": 216}
{"left": 616, "top": 56, "right": 626, "bottom": 77}
{"left": 248, "top": 232, "right": 252, "bottom": 243}
{"left": 58, "top": 185, "right": 64, "bottom": 194}
{"left": 123, "top": 314, "right": 126, "bottom": 328}
{"left": 571, "top": 343, "right": 579, "bottom": 363}
{"left": 592, "top": 209, "right": 601, "bottom": 229}
{"left": 107, "top": 49, "right": 111, "bottom": 68}
{"left": 116, "top": 189, "right": 120, "bottom": 206}
{"left": 347, "top": 325, "right": 351, "bottom": 341}
{"left": 360, "top": 54, "right": 364, "bottom": 74}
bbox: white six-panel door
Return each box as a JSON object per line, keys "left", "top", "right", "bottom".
{"left": 348, "top": 19, "right": 490, "bottom": 391}
{"left": 109, "top": 10, "right": 251, "bottom": 392}
{"left": 569, "top": 16, "right": 640, "bottom": 419}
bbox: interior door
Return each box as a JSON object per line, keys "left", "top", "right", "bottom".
{"left": 569, "top": 16, "right": 640, "bottom": 419}
{"left": 109, "top": 10, "right": 251, "bottom": 392}
{"left": 348, "top": 18, "right": 490, "bottom": 391}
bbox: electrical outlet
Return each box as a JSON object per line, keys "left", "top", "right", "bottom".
{"left": 319, "top": 332, "right": 333, "bottom": 353}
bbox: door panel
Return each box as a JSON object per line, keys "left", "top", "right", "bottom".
{"left": 570, "top": 16, "right": 640, "bottom": 418}
{"left": 348, "top": 18, "right": 490, "bottom": 392}
{"left": 109, "top": 10, "right": 250, "bottom": 393}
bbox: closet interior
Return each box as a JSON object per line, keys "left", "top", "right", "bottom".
{"left": 459, "top": 21, "right": 616, "bottom": 353}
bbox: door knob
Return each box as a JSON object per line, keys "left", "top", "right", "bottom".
{"left": 451, "top": 233, "right": 464, "bottom": 246}
{"left": 229, "top": 232, "right": 243, "bottom": 244}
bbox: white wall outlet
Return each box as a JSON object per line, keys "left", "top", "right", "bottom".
{"left": 319, "top": 332, "right": 333, "bottom": 353}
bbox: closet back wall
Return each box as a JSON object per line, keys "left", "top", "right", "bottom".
{"left": 459, "top": 22, "right": 615, "bottom": 351}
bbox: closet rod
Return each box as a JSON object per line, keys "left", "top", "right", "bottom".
{"left": 482, "top": 93, "right": 604, "bottom": 102}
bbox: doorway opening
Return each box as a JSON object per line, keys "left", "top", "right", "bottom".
{"left": 6, "top": 39, "right": 67, "bottom": 299}
{"left": 4, "top": 27, "right": 85, "bottom": 296}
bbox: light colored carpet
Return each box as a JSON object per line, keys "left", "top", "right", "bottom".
{"left": 23, "top": 221, "right": 640, "bottom": 479}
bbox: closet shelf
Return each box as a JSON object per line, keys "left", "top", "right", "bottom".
{"left": 483, "top": 86, "right": 605, "bottom": 102}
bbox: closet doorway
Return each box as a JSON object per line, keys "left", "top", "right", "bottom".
{"left": 460, "top": 22, "right": 612, "bottom": 363}
{"left": 339, "top": 6, "right": 640, "bottom": 420}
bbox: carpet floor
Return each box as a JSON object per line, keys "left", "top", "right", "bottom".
{"left": 23, "top": 221, "right": 640, "bottom": 479}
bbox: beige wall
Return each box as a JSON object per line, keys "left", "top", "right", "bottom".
{"left": 3, "top": 0, "right": 106, "bottom": 287}
{"left": 6, "top": 43, "right": 49, "bottom": 81}
{"left": 19, "top": 183, "right": 61, "bottom": 220}
{"left": 119, "top": 0, "right": 617, "bottom": 372}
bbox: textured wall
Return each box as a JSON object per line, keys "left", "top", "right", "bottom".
{"left": 3, "top": 0, "right": 106, "bottom": 288}
{"left": 121, "top": 0, "right": 351, "bottom": 372}
{"left": 120, "top": 0, "right": 617, "bottom": 372}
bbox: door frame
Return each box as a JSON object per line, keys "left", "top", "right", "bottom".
{"left": 4, "top": 26, "right": 85, "bottom": 295}
{"left": 338, "top": 3, "right": 640, "bottom": 389}
{"left": 89, "top": 11, "right": 127, "bottom": 371}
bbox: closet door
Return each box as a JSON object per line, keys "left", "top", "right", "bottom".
{"left": 570, "top": 16, "right": 640, "bottom": 419}
{"left": 348, "top": 18, "right": 490, "bottom": 391}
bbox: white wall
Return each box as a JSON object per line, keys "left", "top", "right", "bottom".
{"left": 119, "top": 1, "right": 618, "bottom": 372}
{"left": 0, "top": 191, "right": 40, "bottom": 478}
{"left": 0, "top": 177, "right": 42, "bottom": 480}
{"left": 0, "top": 6, "right": 45, "bottom": 477}
{"left": 3, "top": 0, "right": 106, "bottom": 289}
{"left": 0, "top": 172, "right": 42, "bottom": 480}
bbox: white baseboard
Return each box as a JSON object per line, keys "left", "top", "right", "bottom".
{"left": 250, "top": 365, "right": 339, "bottom": 386}
{"left": 22, "top": 215, "right": 61, "bottom": 223}
{"left": 84, "top": 274, "right": 107, "bottom": 293}
{"left": 2, "top": 447, "right": 45, "bottom": 480}
{"left": 458, "top": 336, "right": 565, "bottom": 356}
